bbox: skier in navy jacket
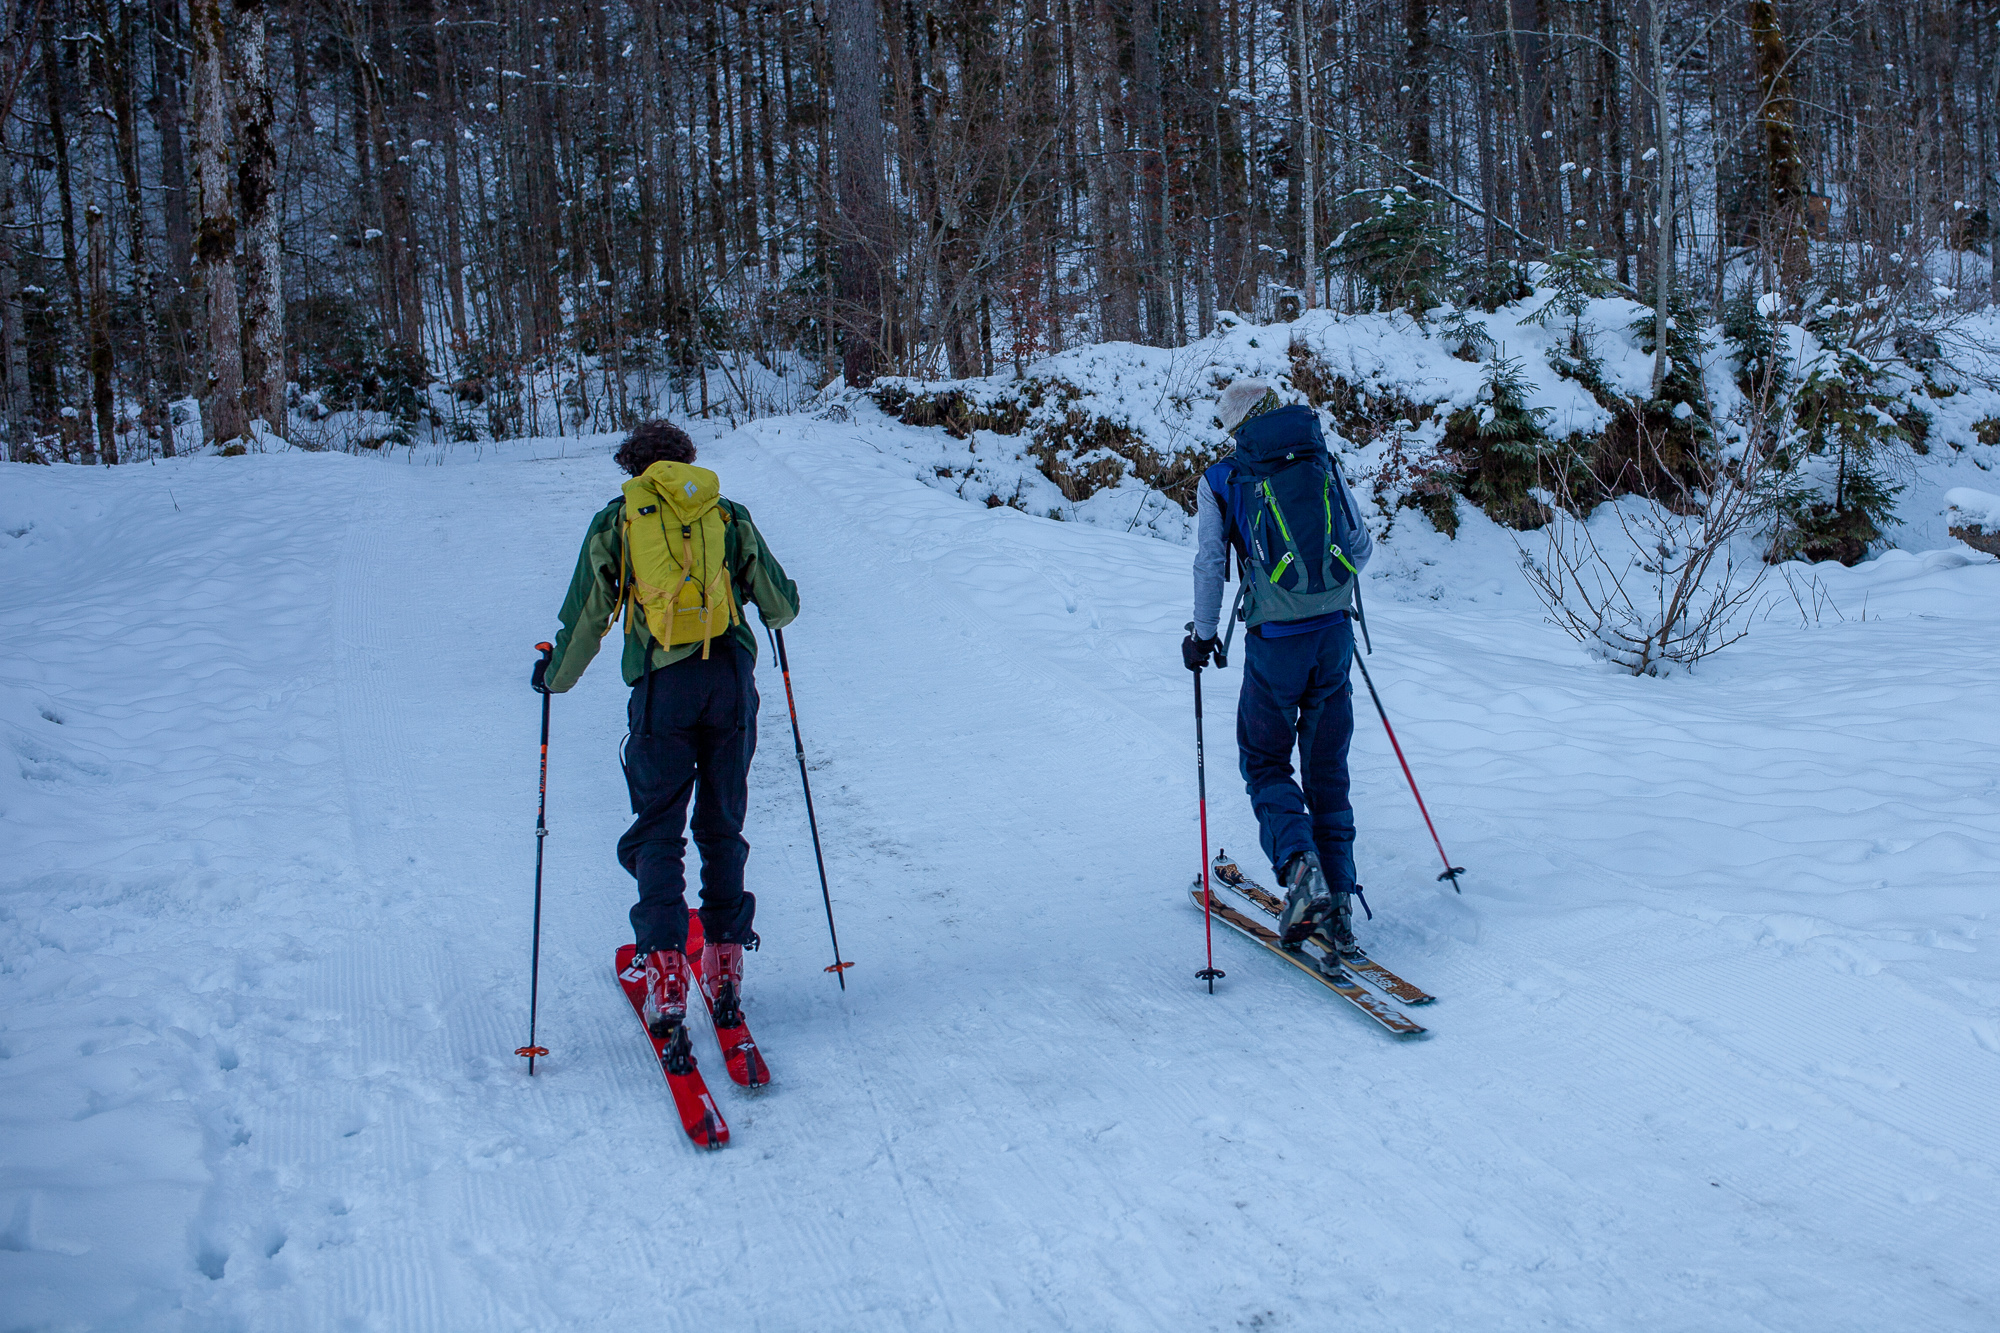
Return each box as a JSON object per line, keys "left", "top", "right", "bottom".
{"left": 1183, "top": 380, "right": 1374, "bottom": 957}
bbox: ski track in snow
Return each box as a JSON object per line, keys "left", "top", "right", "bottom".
{"left": 2, "top": 418, "right": 1997, "bottom": 1332}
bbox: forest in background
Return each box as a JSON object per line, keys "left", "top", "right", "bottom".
{"left": 1, "top": 0, "right": 1996, "bottom": 464}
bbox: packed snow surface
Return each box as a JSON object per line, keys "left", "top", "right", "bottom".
{"left": 4, "top": 408, "right": 1999, "bottom": 1331}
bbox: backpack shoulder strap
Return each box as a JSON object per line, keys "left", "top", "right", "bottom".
{"left": 1205, "top": 457, "right": 1244, "bottom": 547}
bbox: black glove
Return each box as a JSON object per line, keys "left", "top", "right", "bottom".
{"left": 1182, "top": 629, "right": 1221, "bottom": 672}
{"left": 530, "top": 655, "right": 551, "bottom": 694}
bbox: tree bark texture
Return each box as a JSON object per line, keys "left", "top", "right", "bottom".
{"left": 829, "top": 0, "right": 891, "bottom": 384}
{"left": 190, "top": 0, "right": 244, "bottom": 445}
{"left": 87, "top": 205, "right": 118, "bottom": 464}
{"left": 235, "top": 0, "right": 283, "bottom": 437}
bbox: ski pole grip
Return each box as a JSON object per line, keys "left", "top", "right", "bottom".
{"left": 531, "top": 642, "right": 555, "bottom": 695}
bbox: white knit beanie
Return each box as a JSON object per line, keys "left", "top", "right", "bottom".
{"left": 1218, "top": 379, "right": 1278, "bottom": 434}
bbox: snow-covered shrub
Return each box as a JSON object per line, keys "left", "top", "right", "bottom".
{"left": 1331, "top": 187, "right": 1455, "bottom": 314}
{"left": 1446, "top": 355, "right": 1559, "bottom": 530}
{"left": 1522, "top": 417, "right": 1778, "bottom": 677}
{"left": 1945, "top": 488, "right": 2000, "bottom": 555}
{"left": 1765, "top": 348, "right": 1911, "bottom": 565}
{"left": 872, "top": 374, "right": 1221, "bottom": 511}
{"left": 290, "top": 292, "right": 430, "bottom": 425}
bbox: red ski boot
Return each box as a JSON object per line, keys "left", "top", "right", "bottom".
{"left": 702, "top": 941, "right": 747, "bottom": 1029}
{"left": 641, "top": 949, "right": 689, "bottom": 1039}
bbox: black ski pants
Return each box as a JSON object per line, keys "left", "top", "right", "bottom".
{"left": 619, "top": 640, "right": 760, "bottom": 956}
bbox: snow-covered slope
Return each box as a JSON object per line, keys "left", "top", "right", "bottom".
{"left": 3, "top": 414, "right": 1998, "bottom": 1330}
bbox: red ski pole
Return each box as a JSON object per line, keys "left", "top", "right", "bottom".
{"left": 1351, "top": 651, "right": 1464, "bottom": 891}
{"left": 1190, "top": 637, "right": 1223, "bottom": 993}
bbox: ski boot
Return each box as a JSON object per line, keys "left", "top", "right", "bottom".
{"left": 699, "top": 892, "right": 759, "bottom": 1030}
{"left": 1277, "top": 850, "right": 1334, "bottom": 948}
{"left": 641, "top": 948, "right": 689, "bottom": 1039}
{"left": 1319, "top": 891, "right": 1359, "bottom": 959}
{"left": 702, "top": 940, "right": 747, "bottom": 1030}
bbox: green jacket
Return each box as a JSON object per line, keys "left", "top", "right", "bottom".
{"left": 543, "top": 493, "right": 799, "bottom": 693}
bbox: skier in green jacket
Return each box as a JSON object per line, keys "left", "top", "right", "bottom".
{"left": 535, "top": 420, "right": 799, "bottom": 1040}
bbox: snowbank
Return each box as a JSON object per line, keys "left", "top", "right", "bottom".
{"left": 1944, "top": 486, "right": 2000, "bottom": 554}
{"left": 862, "top": 297, "right": 2000, "bottom": 566}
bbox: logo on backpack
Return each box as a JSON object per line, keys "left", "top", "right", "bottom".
{"left": 618, "top": 461, "right": 740, "bottom": 659}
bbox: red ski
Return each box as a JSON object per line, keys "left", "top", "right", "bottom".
{"left": 684, "top": 911, "right": 771, "bottom": 1088}
{"left": 615, "top": 945, "right": 729, "bottom": 1149}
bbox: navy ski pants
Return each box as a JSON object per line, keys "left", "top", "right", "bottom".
{"left": 1236, "top": 617, "right": 1358, "bottom": 892}
{"left": 619, "top": 640, "right": 760, "bottom": 956}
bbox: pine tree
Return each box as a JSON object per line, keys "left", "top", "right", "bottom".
{"left": 1332, "top": 187, "right": 1454, "bottom": 315}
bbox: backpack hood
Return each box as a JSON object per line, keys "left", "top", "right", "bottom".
{"left": 625, "top": 460, "right": 721, "bottom": 523}
{"left": 1230, "top": 404, "right": 1327, "bottom": 475}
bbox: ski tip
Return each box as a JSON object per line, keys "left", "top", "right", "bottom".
{"left": 693, "top": 1113, "right": 729, "bottom": 1148}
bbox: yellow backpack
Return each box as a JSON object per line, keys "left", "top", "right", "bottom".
{"left": 618, "top": 461, "right": 739, "bottom": 659}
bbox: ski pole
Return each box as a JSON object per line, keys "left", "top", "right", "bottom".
{"left": 1350, "top": 650, "right": 1465, "bottom": 891}
{"left": 1188, "top": 624, "right": 1223, "bottom": 993}
{"left": 517, "top": 642, "right": 554, "bottom": 1073}
{"left": 768, "top": 625, "right": 853, "bottom": 988}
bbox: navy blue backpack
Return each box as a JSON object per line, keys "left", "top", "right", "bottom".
{"left": 1205, "top": 405, "right": 1364, "bottom": 630}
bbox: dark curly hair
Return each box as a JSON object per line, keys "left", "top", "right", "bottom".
{"left": 615, "top": 419, "right": 697, "bottom": 476}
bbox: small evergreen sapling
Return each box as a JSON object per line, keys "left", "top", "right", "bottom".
{"left": 1767, "top": 348, "right": 1909, "bottom": 565}
{"left": 1447, "top": 353, "right": 1560, "bottom": 528}
{"left": 1331, "top": 187, "right": 1454, "bottom": 315}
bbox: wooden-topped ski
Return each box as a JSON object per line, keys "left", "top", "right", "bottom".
{"left": 615, "top": 944, "right": 729, "bottom": 1148}
{"left": 1210, "top": 853, "right": 1436, "bottom": 1007}
{"left": 1189, "top": 885, "right": 1426, "bottom": 1036}
{"left": 684, "top": 910, "right": 771, "bottom": 1088}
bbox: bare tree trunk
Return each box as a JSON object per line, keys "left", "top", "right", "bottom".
{"left": 1650, "top": 0, "right": 1671, "bottom": 394}
{"left": 1603, "top": 0, "right": 1627, "bottom": 287}
{"left": 152, "top": 0, "right": 194, "bottom": 419}
{"left": 1405, "top": 0, "right": 1432, "bottom": 179}
{"left": 94, "top": 0, "right": 164, "bottom": 456}
{"left": 87, "top": 204, "right": 117, "bottom": 464}
{"left": 1750, "top": 0, "right": 1808, "bottom": 285}
{"left": 433, "top": 0, "right": 468, "bottom": 346}
{"left": 1507, "top": 0, "right": 1556, "bottom": 244}
{"left": 1293, "top": 0, "right": 1314, "bottom": 306}
{"left": 42, "top": 16, "right": 86, "bottom": 436}
{"left": 1131, "top": 0, "right": 1171, "bottom": 339}
{"left": 234, "top": 0, "right": 283, "bottom": 438}
{"left": 829, "top": 0, "right": 891, "bottom": 384}
{"left": 1631, "top": 0, "right": 1656, "bottom": 287}
{"left": 0, "top": 160, "right": 26, "bottom": 457}
{"left": 190, "top": 0, "right": 244, "bottom": 445}
{"left": 1088, "top": 0, "right": 1139, "bottom": 341}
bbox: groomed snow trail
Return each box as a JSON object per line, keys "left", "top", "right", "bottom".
{"left": 3, "top": 419, "right": 1997, "bottom": 1332}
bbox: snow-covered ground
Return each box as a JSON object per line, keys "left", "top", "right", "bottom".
{"left": 4, "top": 403, "right": 1998, "bottom": 1330}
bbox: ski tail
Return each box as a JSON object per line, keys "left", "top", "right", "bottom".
{"left": 685, "top": 911, "right": 772, "bottom": 1089}
{"left": 1189, "top": 885, "right": 1426, "bottom": 1036}
{"left": 1211, "top": 853, "right": 1436, "bottom": 1006}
